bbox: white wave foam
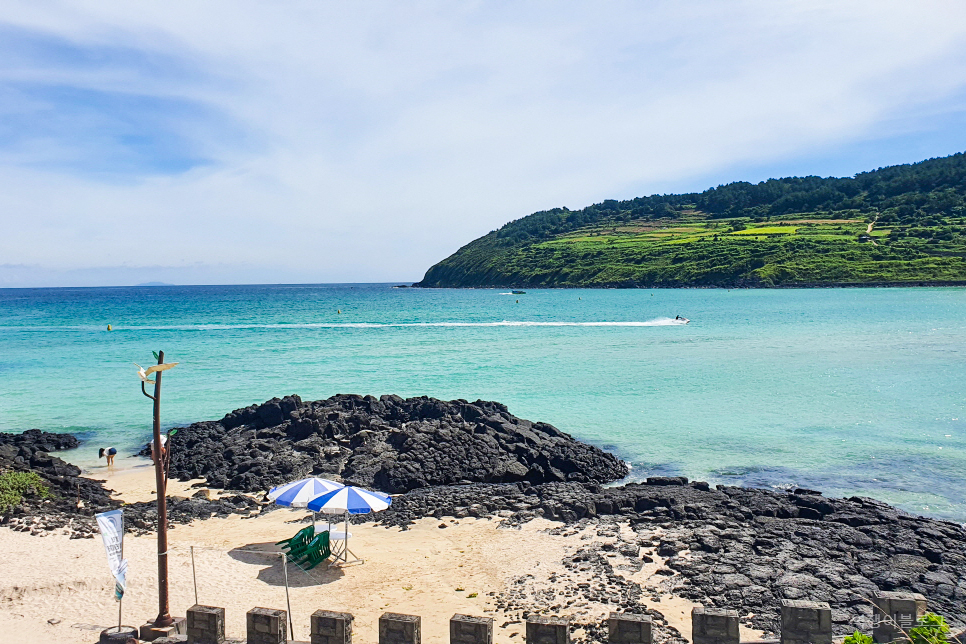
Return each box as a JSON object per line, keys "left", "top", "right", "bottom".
{"left": 2, "top": 318, "right": 689, "bottom": 331}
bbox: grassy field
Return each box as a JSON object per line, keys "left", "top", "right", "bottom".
{"left": 481, "top": 211, "right": 966, "bottom": 287}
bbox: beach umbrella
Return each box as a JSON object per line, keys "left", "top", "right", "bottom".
{"left": 305, "top": 486, "right": 391, "bottom": 514}
{"left": 306, "top": 486, "right": 392, "bottom": 564}
{"left": 268, "top": 477, "right": 345, "bottom": 533}
{"left": 268, "top": 477, "right": 344, "bottom": 507}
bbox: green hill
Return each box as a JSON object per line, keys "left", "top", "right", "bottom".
{"left": 417, "top": 152, "right": 966, "bottom": 288}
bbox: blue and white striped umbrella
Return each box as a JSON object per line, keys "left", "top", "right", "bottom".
{"left": 268, "top": 477, "right": 345, "bottom": 508}
{"left": 306, "top": 485, "right": 392, "bottom": 515}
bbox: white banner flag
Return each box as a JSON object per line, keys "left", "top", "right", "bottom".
{"left": 95, "top": 509, "right": 127, "bottom": 601}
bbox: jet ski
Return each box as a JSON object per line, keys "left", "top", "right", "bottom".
{"left": 674, "top": 315, "right": 690, "bottom": 324}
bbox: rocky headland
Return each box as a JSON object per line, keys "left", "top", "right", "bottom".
{"left": 160, "top": 394, "right": 629, "bottom": 493}
{"left": 2, "top": 394, "right": 966, "bottom": 636}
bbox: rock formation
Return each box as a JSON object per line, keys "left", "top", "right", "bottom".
{"left": 162, "top": 394, "right": 630, "bottom": 493}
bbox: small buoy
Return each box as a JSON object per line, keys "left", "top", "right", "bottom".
{"left": 107, "top": 324, "right": 112, "bottom": 331}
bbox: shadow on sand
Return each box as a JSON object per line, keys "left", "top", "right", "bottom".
{"left": 228, "top": 542, "right": 345, "bottom": 587}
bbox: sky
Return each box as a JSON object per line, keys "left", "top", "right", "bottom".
{"left": 2, "top": 1, "right": 966, "bottom": 287}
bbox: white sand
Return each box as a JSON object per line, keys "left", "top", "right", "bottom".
{"left": 0, "top": 465, "right": 762, "bottom": 643}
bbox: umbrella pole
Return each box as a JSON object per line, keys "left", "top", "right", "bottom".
{"left": 335, "top": 512, "right": 347, "bottom": 563}
{"left": 341, "top": 511, "right": 362, "bottom": 565}
{"left": 330, "top": 512, "right": 348, "bottom": 564}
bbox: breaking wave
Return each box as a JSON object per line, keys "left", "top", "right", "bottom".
{"left": 4, "top": 318, "right": 690, "bottom": 331}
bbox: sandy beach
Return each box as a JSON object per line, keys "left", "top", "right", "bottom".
{"left": 0, "top": 462, "right": 763, "bottom": 644}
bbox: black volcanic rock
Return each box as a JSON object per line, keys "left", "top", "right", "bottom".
{"left": 0, "top": 428, "right": 79, "bottom": 453}
{"left": 162, "top": 394, "right": 630, "bottom": 493}
{"left": 0, "top": 429, "right": 268, "bottom": 537}
{"left": 374, "top": 479, "right": 966, "bottom": 634}
{"left": 0, "top": 429, "right": 109, "bottom": 513}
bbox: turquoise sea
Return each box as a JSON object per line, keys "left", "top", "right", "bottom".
{"left": 1, "top": 284, "right": 964, "bottom": 521}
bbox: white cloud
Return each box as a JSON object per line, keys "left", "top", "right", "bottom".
{"left": 1, "top": 0, "right": 966, "bottom": 286}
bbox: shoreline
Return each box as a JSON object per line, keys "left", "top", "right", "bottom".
{"left": 4, "top": 400, "right": 966, "bottom": 641}
{"left": 410, "top": 281, "right": 966, "bottom": 289}
{"left": 2, "top": 464, "right": 747, "bottom": 644}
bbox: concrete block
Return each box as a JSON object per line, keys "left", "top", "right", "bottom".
{"left": 692, "top": 606, "right": 739, "bottom": 644}
{"left": 608, "top": 612, "right": 652, "bottom": 644}
{"left": 311, "top": 610, "right": 353, "bottom": 644}
{"left": 247, "top": 607, "right": 287, "bottom": 644}
{"left": 187, "top": 605, "right": 225, "bottom": 644}
{"left": 526, "top": 616, "right": 570, "bottom": 644}
{"left": 872, "top": 591, "right": 927, "bottom": 643}
{"left": 780, "top": 600, "right": 832, "bottom": 644}
{"left": 379, "top": 612, "right": 420, "bottom": 644}
{"left": 450, "top": 614, "right": 493, "bottom": 644}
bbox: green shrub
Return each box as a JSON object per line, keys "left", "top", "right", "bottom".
{"left": 843, "top": 632, "right": 874, "bottom": 644}
{"left": 909, "top": 613, "right": 950, "bottom": 644}
{"left": 0, "top": 471, "right": 50, "bottom": 513}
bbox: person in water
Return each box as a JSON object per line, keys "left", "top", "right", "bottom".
{"left": 99, "top": 447, "right": 117, "bottom": 466}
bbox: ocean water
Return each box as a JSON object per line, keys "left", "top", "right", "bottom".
{"left": 1, "top": 284, "right": 964, "bottom": 521}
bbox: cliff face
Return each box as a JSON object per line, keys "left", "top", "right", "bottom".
{"left": 416, "top": 153, "right": 966, "bottom": 288}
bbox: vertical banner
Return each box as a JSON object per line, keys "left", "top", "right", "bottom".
{"left": 95, "top": 509, "right": 127, "bottom": 600}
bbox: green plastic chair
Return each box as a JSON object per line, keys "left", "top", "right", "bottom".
{"left": 276, "top": 525, "right": 314, "bottom": 552}
{"left": 285, "top": 533, "right": 316, "bottom": 560}
{"left": 298, "top": 531, "right": 332, "bottom": 570}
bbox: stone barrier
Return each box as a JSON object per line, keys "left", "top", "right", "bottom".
{"left": 168, "top": 595, "right": 934, "bottom": 644}
{"left": 608, "top": 612, "right": 652, "bottom": 644}
{"left": 379, "top": 612, "right": 421, "bottom": 644}
{"left": 451, "top": 614, "right": 493, "bottom": 644}
{"left": 247, "top": 607, "right": 287, "bottom": 644}
{"left": 871, "top": 591, "right": 928, "bottom": 643}
{"left": 187, "top": 605, "right": 226, "bottom": 644}
{"left": 312, "top": 610, "right": 353, "bottom": 644}
{"left": 526, "top": 615, "right": 570, "bottom": 644}
{"left": 779, "top": 600, "right": 832, "bottom": 644}
{"left": 692, "top": 606, "right": 739, "bottom": 644}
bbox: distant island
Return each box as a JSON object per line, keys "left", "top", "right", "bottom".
{"left": 416, "top": 152, "right": 966, "bottom": 288}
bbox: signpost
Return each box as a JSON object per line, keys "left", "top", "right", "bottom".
{"left": 136, "top": 351, "right": 182, "bottom": 641}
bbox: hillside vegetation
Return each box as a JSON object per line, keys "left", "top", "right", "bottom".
{"left": 417, "top": 152, "right": 966, "bottom": 287}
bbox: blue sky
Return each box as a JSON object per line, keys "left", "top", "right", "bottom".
{"left": 2, "top": 1, "right": 966, "bottom": 286}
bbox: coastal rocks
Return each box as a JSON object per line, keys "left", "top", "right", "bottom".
{"left": 5, "top": 407, "right": 966, "bottom": 635}
{"left": 0, "top": 429, "right": 115, "bottom": 516}
{"left": 121, "top": 494, "right": 266, "bottom": 535}
{"left": 490, "top": 521, "right": 687, "bottom": 644}
{"left": 0, "top": 428, "right": 79, "bottom": 453}
{"left": 374, "top": 480, "right": 966, "bottom": 635}
{"left": 0, "top": 429, "right": 267, "bottom": 537}
{"left": 0, "top": 429, "right": 119, "bottom": 538}
{"left": 162, "top": 394, "right": 629, "bottom": 493}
